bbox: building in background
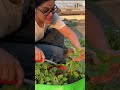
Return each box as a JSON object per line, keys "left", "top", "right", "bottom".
{"left": 56, "top": 0, "right": 85, "bottom": 15}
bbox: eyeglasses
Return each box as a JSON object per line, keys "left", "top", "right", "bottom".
{"left": 37, "top": 5, "right": 58, "bottom": 16}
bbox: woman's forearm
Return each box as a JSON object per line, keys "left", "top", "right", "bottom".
{"left": 86, "top": 9, "right": 111, "bottom": 52}
{"left": 67, "top": 31, "right": 81, "bottom": 49}
{"left": 58, "top": 26, "right": 81, "bottom": 49}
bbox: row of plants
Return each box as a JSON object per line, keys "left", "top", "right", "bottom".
{"left": 35, "top": 48, "right": 85, "bottom": 85}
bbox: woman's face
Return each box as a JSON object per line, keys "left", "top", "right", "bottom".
{"left": 35, "top": 0, "right": 55, "bottom": 25}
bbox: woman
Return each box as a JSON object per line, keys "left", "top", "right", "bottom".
{"left": 0, "top": 0, "right": 38, "bottom": 87}
{"left": 86, "top": 9, "right": 120, "bottom": 84}
{"left": 35, "top": 0, "right": 82, "bottom": 63}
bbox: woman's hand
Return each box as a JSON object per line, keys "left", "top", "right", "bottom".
{"left": 90, "top": 49, "right": 120, "bottom": 84}
{"left": 66, "top": 47, "right": 85, "bottom": 62}
{"left": 91, "top": 63, "right": 120, "bottom": 84}
{"left": 35, "top": 46, "right": 45, "bottom": 63}
{"left": 73, "top": 53, "right": 85, "bottom": 61}
{"left": 73, "top": 47, "right": 85, "bottom": 61}
{"left": 0, "top": 48, "right": 24, "bottom": 87}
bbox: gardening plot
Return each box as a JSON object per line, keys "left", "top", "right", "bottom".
{"left": 35, "top": 24, "right": 85, "bottom": 90}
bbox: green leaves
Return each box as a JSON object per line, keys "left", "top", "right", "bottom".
{"left": 105, "top": 28, "right": 120, "bottom": 50}
{"left": 74, "top": 72, "right": 79, "bottom": 78}
{"left": 69, "top": 48, "right": 84, "bottom": 59}
{"left": 79, "top": 38, "right": 85, "bottom": 47}
{"left": 64, "top": 37, "right": 85, "bottom": 49}
{"left": 35, "top": 36, "right": 85, "bottom": 85}
{"left": 35, "top": 57, "right": 84, "bottom": 85}
{"left": 110, "top": 57, "right": 120, "bottom": 63}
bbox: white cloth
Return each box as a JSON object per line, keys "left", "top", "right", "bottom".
{"left": 0, "top": 0, "right": 24, "bottom": 38}
{"left": 35, "top": 21, "right": 45, "bottom": 42}
{"left": 35, "top": 13, "right": 65, "bottom": 42}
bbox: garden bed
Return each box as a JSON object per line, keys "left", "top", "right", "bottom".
{"left": 35, "top": 35, "right": 85, "bottom": 90}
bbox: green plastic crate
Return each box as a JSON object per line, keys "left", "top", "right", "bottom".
{"left": 35, "top": 78, "right": 85, "bottom": 90}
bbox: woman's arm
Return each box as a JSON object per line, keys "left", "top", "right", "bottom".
{"left": 86, "top": 9, "right": 120, "bottom": 84}
{"left": 51, "top": 13, "right": 81, "bottom": 49}
{"left": 0, "top": 48, "right": 24, "bottom": 87}
{"left": 86, "top": 9, "right": 120, "bottom": 57}
{"left": 58, "top": 25, "right": 81, "bottom": 49}
{"left": 86, "top": 9, "right": 111, "bottom": 53}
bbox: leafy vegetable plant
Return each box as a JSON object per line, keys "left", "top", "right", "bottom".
{"left": 35, "top": 48, "right": 85, "bottom": 85}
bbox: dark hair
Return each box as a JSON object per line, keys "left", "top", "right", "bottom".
{"left": 35, "top": 0, "right": 55, "bottom": 8}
